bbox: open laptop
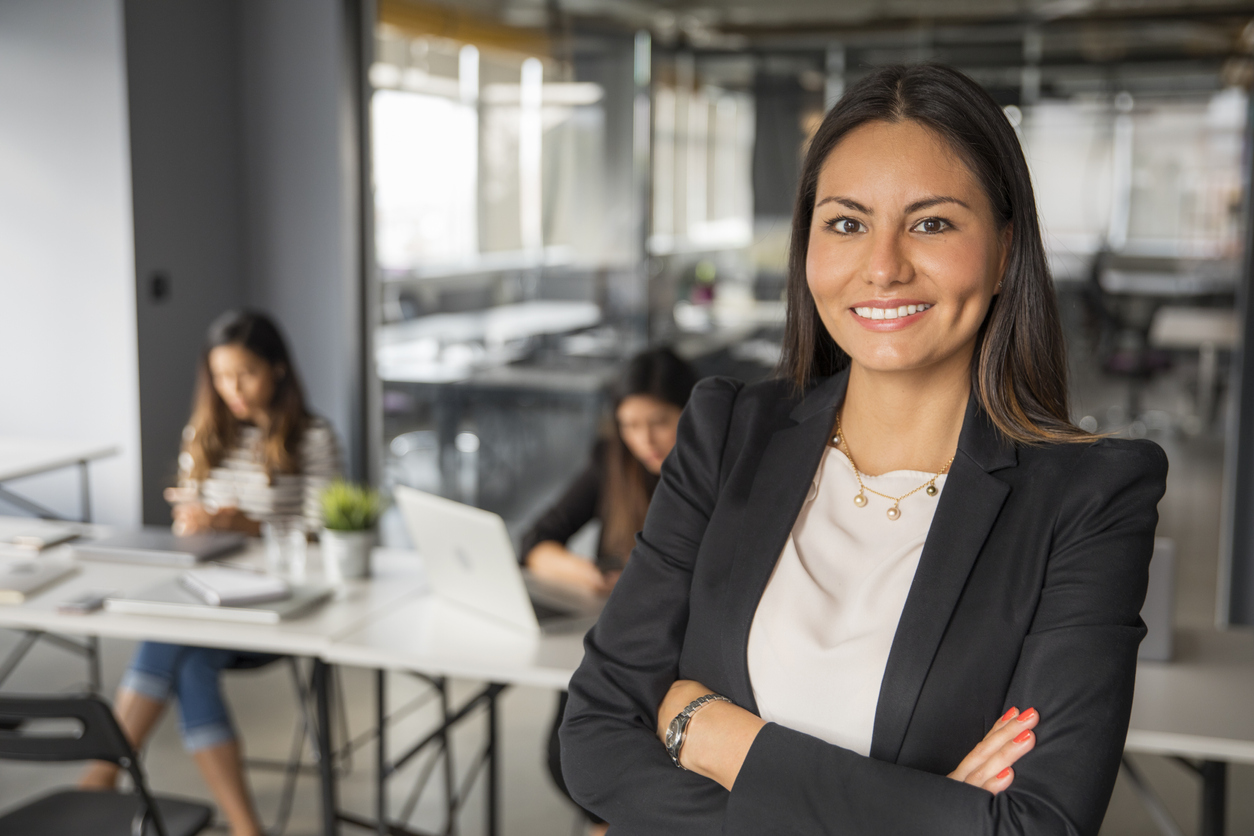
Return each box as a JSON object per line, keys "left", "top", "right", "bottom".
{"left": 72, "top": 527, "right": 246, "bottom": 567}
{"left": 395, "top": 486, "right": 603, "bottom": 635}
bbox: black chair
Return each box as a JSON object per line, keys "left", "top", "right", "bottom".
{"left": 0, "top": 694, "right": 213, "bottom": 836}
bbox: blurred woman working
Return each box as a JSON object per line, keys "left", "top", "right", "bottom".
{"left": 81, "top": 310, "right": 340, "bottom": 836}
{"left": 521, "top": 347, "right": 697, "bottom": 834}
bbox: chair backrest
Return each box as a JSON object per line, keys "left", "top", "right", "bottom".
{"left": 0, "top": 693, "right": 135, "bottom": 764}
{"left": 0, "top": 693, "right": 172, "bottom": 836}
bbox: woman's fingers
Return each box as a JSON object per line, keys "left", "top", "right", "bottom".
{"left": 948, "top": 707, "right": 1040, "bottom": 793}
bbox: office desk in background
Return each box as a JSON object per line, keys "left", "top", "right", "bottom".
{"left": 0, "top": 534, "right": 581, "bottom": 836}
{"left": 0, "top": 438, "right": 119, "bottom": 522}
{"left": 1123, "top": 627, "right": 1254, "bottom": 836}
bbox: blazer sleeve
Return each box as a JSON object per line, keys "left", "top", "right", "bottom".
{"left": 561, "top": 376, "right": 745, "bottom": 833}
{"left": 724, "top": 438, "right": 1168, "bottom": 836}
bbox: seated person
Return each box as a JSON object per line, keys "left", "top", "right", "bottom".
{"left": 81, "top": 310, "right": 341, "bottom": 836}
{"left": 520, "top": 347, "right": 698, "bottom": 835}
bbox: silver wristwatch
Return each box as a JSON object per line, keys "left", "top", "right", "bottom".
{"left": 664, "top": 693, "right": 731, "bottom": 768}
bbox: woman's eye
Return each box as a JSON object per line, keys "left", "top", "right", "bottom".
{"left": 827, "top": 217, "right": 865, "bottom": 234}
{"left": 913, "top": 217, "right": 950, "bottom": 234}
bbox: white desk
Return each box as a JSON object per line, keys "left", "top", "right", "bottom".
{"left": 321, "top": 590, "right": 586, "bottom": 836}
{"left": 323, "top": 594, "right": 584, "bottom": 691}
{"left": 0, "top": 536, "right": 578, "bottom": 836}
{"left": 1123, "top": 628, "right": 1254, "bottom": 836}
{"left": 0, "top": 545, "right": 430, "bottom": 658}
{"left": 0, "top": 438, "right": 119, "bottom": 522}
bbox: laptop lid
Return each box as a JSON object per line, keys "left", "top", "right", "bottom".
{"left": 395, "top": 486, "right": 541, "bottom": 634}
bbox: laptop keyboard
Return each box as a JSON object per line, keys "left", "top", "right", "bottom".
{"left": 530, "top": 599, "right": 575, "bottom": 623}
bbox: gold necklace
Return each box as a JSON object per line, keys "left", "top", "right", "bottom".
{"left": 832, "top": 412, "right": 954, "bottom": 521}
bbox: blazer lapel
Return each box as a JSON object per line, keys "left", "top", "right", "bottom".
{"left": 869, "top": 397, "right": 1016, "bottom": 764}
{"left": 722, "top": 372, "right": 849, "bottom": 712}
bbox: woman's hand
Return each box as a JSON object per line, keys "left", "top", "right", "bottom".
{"left": 525, "top": 542, "right": 612, "bottom": 597}
{"left": 171, "top": 501, "right": 213, "bottom": 535}
{"left": 947, "top": 706, "right": 1040, "bottom": 794}
{"left": 655, "top": 680, "right": 765, "bottom": 791}
{"left": 210, "top": 506, "right": 262, "bottom": 536}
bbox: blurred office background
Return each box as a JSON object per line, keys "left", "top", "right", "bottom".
{"left": 6, "top": 0, "right": 1254, "bottom": 833}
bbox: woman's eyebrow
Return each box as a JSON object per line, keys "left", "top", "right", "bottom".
{"left": 814, "top": 195, "right": 972, "bottom": 214}
{"left": 904, "top": 195, "right": 971, "bottom": 214}
{"left": 815, "top": 196, "right": 871, "bottom": 213}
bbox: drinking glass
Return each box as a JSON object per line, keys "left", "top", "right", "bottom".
{"left": 263, "top": 516, "right": 307, "bottom": 581}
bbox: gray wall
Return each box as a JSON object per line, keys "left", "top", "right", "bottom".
{"left": 125, "top": 0, "right": 365, "bottom": 523}
{"left": 0, "top": 0, "right": 142, "bottom": 525}
{"left": 125, "top": 0, "right": 249, "bottom": 524}
{"left": 240, "top": 0, "right": 364, "bottom": 481}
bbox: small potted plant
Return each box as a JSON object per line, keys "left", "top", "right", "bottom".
{"left": 320, "top": 481, "right": 383, "bottom": 581}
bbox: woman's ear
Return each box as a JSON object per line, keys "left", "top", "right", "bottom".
{"left": 274, "top": 362, "right": 287, "bottom": 380}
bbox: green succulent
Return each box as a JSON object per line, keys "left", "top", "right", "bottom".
{"left": 320, "top": 481, "right": 383, "bottom": 531}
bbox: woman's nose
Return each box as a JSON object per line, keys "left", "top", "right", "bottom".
{"left": 864, "top": 230, "right": 912, "bottom": 287}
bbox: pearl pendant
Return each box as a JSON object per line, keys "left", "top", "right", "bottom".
{"left": 886, "top": 505, "right": 901, "bottom": 521}
{"left": 926, "top": 484, "right": 938, "bottom": 497}
{"left": 853, "top": 492, "right": 868, "bottom": 507}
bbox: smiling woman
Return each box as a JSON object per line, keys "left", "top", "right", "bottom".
{"left": 560, "top": 64, "right": 1168, "bottom": 835}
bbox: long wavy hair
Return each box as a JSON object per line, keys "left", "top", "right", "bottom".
{"left": 184, "top": 310, "right": 309, "bottom": 481}
{"left": 600, "top": 348, "right": 698, "bottom": 565}
{"left": 778, "top": 63, "right": 1090, "bottom": 444}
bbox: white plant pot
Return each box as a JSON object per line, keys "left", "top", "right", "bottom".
{"left": 321, "top": 528, "right": 376, "bottom": 582}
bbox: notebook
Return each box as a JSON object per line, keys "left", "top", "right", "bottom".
{"left": 73, "top": 528, "right": 246, "bottom": 566}
{"left": 0, "top": 559, "right": 78, "bottom": 605}
{"left": 180, "top": 567, "right": 291, "bottom": 607}
{"left": 105, "top": 578, "right": 332, "bottom": 625}
{"left": 0, "top": 518, "right": 81, "bottom": 552}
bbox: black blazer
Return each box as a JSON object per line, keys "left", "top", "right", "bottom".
{"left": 560, "top": 371, "right": 1168, "bottom": 835}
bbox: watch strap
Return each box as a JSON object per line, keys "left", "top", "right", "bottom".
{"left": 665, "top": 693, "right": 731, "bottom": 768}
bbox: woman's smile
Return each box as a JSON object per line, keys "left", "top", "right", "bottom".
{"left": 850, "top": 300, "right": 934, "bottom": 331}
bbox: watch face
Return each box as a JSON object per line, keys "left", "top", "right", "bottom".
{"left": 665, "top": 725, "right": 678, "bottom": 748}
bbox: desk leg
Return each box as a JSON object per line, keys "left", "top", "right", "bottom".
{"left": 87, "top": 635, "right": 101, "bottom": 693}
{"left": 376, "top": 668, "right": 387, "bottom": 836}
{"left": 1201, "top": 760, "right": 1226, "bottom": 836}
{"left": 314, "top": 659, "right": 339, "bottom": 836}
{"left": 78, "top": 459, "right": 92, "bottom": 523}
{"left": 487, "top": 684, "right": 500, "bottom": 836}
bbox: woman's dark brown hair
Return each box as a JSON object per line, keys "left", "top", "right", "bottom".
{"left": 184, "top": 310, "right": 309, "bottom": 481}
{"left": 600, "top": 348, "right": 698, "bottom": 564}
{"left": 779, "top": 63, "right": 1088, "bottom": 444}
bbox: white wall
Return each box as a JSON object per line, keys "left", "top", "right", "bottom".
{"left": 0, "top": 0, "right": 142, "bottom": 525}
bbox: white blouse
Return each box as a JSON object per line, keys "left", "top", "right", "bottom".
{"left": 178, "top": 417, "right": 342, "bottom": 533}
{"left": 746, "top": 445, "right": 946, "bottom": 757}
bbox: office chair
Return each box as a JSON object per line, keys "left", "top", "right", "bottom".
{"left": 0, "top": 693, "right": 213, "bottom": 836}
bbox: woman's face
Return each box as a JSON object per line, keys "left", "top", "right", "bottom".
{"left": 208, "top": 344, "right": 279, "bottom": 423}
{"left": 806, "top": 119, "right": 1009, "bottom": 375}
{"left": 617, "top": 394, "right": 683, "bottom": 475}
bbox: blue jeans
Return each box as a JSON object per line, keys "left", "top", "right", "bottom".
{"left": 120, "top": 642, "right": 280, "bottom": 752}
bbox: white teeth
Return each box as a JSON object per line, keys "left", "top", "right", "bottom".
{"left": 854, "top": 303, "right": 932, "bottom": 320}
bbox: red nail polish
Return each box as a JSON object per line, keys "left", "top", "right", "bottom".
{"left": 999, "top": 707, "right": 1018, "bottom": 723}
{"left": 1017, "top": 708, "right": 1038, "bottom": 723}
{"left": 1014, "top": 729, "right": 1033, "bottom": 744}
{"left": 997, "top": 767, "right": 1012, "bottom": 780}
